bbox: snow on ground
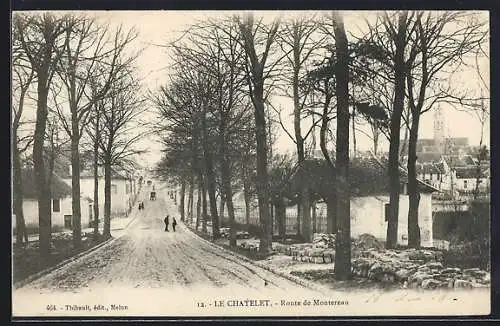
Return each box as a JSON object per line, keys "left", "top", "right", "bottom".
{"left": 12, "top": 182, "right": 490, "bottom": 317}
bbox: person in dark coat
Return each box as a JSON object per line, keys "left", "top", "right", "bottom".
{"left": 164, "top": 215, "right": 169, "bottom": 232}
{"left": 172, "top": 217, "right": 177, "bottom": 232}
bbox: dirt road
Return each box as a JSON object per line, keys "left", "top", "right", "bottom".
{"left": 14, "top": 184, "right": 320, "bottom": 296}
{"left": 12, "top": 183, "right": 490, "bottom": 317}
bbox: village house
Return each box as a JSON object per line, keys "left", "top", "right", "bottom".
{"left": 298, "top": 157, "right": 438, "bottom": 248}
{"left": 226, "top": 157, "right": 438, "bottom": 248}
{"left": 415, "top": 154, "right": 490, "bottom": 199}
{"left": 60, "top": 165, "right": 139, "bottom": 219}
{"left": 13, "top": 168, "right": 93, "bottom": 232}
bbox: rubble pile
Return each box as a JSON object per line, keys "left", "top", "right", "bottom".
{"left": 273, "top": 234, "right": 337, "bottom": 263}
{"left": 220, "top": 228, "right": 250, "bottom": 239}
{"left": 51, "top": 232, "right": 73, "bottom": 242}
{"left": 238, "top": 238, "right": 260, "bottom": 252}
{"left": 231, "top": 233, "right": 491, "bottom": 290}
{"left": 351, "top": 247, "right": 489, "bottom": 289}
{"left": 312, "top": 233, "right": 336, "bottom": 248}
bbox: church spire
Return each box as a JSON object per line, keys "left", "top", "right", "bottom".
{"left": 434, "top": 106, "right": 445, "bottom": 152}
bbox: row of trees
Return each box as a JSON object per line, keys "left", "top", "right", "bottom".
{"left": 156, "top": 11, "right": 487, "bottom": 279}
{"left": 12, "top": 13, "right": 144, "bottom": 259}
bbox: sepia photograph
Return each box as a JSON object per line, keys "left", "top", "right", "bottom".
{"left": 11, "top": 10, "right": 491, "bottom": 318}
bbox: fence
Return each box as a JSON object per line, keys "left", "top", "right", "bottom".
{"left": 218, "top": 203, "right": 331, "bottom": 236}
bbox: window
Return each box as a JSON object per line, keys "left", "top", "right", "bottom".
{"left": 111, "top": 184, "right": 117, "bottom": 194}
{"left": 52, "top": 199, "right": 60, "bottom": 212}
{"left": 126, "top": 183, "right": 130, "bottom": 194}
{"left": 464, "top": 180, "right": 468, "bottom": 189}
{"left": 430, "top": 173, "right": 433, "bottom": 180}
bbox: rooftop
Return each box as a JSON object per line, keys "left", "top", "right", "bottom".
{"left": 19, "top": 168, "right": 72, "bottom": 199}
{"left": 285, "top": 156, "right": 438, "bottom": 201}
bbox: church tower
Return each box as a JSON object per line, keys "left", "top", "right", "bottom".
{"left": 434, "top": 106, "right": 445, "bottom": 152}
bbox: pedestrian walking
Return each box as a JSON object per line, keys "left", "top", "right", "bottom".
{"left": 172, "top": 217, "right": 177, "bottom": 232}
{"left": 164, "top": 215, "right": 169, "bottom": 232}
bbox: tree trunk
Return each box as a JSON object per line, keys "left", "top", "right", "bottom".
{"left": 333, "top": 12, "right": 351, "bottom": 280}
{"left": 301, "top": 188, "right": 311, "bottom": 241}
{"left": 201, "top": 173, "right": 208, "bottom": 233}
{"left": 400, "top": 122, "right": 409, "bottom": 159}
{"left": 386, "top": 11, "right": 408, "bottom": 249}
{"left": 326, "top": 196, "right": 337, "bottom": 234}
{"left": 222, "top": 165, "right": 236, "bottom": 248}
{"left": 93, "top": 136, "right": 100, "bottom": 236}
{"left": 312, "top": 201, "right": 317, "bottom": 234}
{"left": 296, "top": 203, "right": 301, "bottom": 236}
{"left": 34, "top": 80, "right": 52, "bottom": 258}
{"left": 71, "top": 132, "right": 82, "bottom": 249}
{"left": 205, "top": 165, "right": 219, "bottom": 239}
{"left": 372, "top": 123, "right": 379, "bottom": 156}
{"left": 13, "top": 136, "right": 28, "bottom": 244}
{"left": 474, "top": 112, "right": 486, "bottom": 200}
{"left": 180, "top": 180, "right": 186, "bottom": 222}
{"left": 196, "top": 178, "right": 201, "bottom": 230}
{"left": 255, "top": 103, "right": 272, "bottom": 253}
{"left": 352, "top": 107, "right": 357, "bottom": 158}
{"left": 276, "top": 197, "right": 286, "bottom": 239}
{"left": 270, "top": 203, "right": 274, "bottom": 237}
{"left": 243, "top": 180, "right": 251, "bottom": 225}
{"left": 103, "top": 159, "right": 112, "bottom": 239}
{"left": 407, "top": 112, "right": 421, "bottom": 248}
{"left": 293, "top": 56, "right": 311, "bottom": 243}
{"left": 221, "top": 151, "right": 238, "bottom": 248}
{"left": 188, "top": 174, "right": 194, "bottom": 223}
{"left": 220, "top": 195, "right": 225, "bottom": 222}
{"left": 202, "top": 111, "right": 220, "bottom": 239}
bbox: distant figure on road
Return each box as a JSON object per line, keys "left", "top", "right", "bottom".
{"left": 164, "top": 215, "right": 169, "bottom": 232}
{"left": 172, "top": 218, "right": 177, "bottom": 232}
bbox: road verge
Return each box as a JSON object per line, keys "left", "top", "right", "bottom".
{"left": 14, "top": 213, "right": 139, "bottom": 290}
{"left": 182, "top": 223, "right": 333, "bottom": 296}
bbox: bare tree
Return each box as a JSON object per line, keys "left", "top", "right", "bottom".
{"left": 277, "top": 15, "right": 326, "bottom": 242}
{"left": 473, "top": 97, "right": 489, "bottom": 199}
{"left": 404, "top": 12, "right": 487, "bottom": 247}
{"left": 83, "top": 83, "right": 104, "bottom": 237}
{"left": 305, "top": 53, "right": 337, "bottom": 233}
{"left": 98, "top": 73, "right": 146, "bottom": 239}
{"left": 44, "top": 115, "right": 69, "bottom": 200}
{"left": 12, "top": 23, "right": 35, "bottom": 245}
{"left": 360, "top": 11, "right": 411, "bottom": 249}
{"left": 14, "top": 13, "right": 72, "bottom": 257}
{"left": 236, "top": 13, "right": 283, "bottom": 253}
{"left": 53, "top": 16, "right": 139, "bottom": 249}
{"left": 330, "top": 11, "right": 351, "bottom": 280}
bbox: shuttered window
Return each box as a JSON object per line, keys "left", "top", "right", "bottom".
{"left": 52, "top": 199, "right": 60, "bottom": 212}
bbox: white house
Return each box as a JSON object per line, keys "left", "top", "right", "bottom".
{"left": 453, "top": 165, "right": 490, "bottom": 195}
{"left": 226, "top": 157, "right": 438, "bottom": 248}
{"left": 13, "top": 168, "right": 93, "bottom": 232}
{"left": 416, "top": 154, "right": 490, "bottom": 200}
{"left": 62, "top": 166, "right": 138, "bottom": 218}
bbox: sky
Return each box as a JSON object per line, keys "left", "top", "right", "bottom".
{"left": 16, "top": 10, "right": 490, "bottom": 168}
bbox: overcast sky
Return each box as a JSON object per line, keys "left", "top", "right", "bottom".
{"left": 18, "top": 10, "right": 490, "bottom": 167}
